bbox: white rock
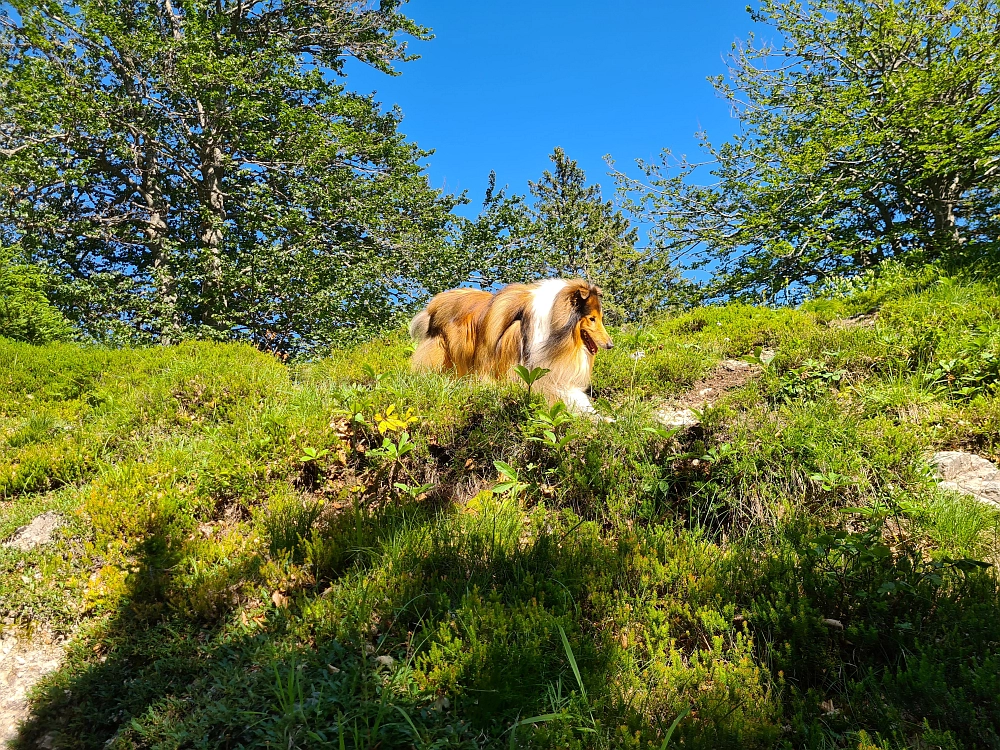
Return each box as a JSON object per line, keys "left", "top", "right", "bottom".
{"left": 655, "top": 408, "right": 700, "bottom": 429}
{"left": 2, "top": 512, "right": 63, "bottom": 552}
{"left": 930, "top": 451, "right": 1000, "bottom": 508}
{"left": 0, "top": 633, "right": 66, "bottom": 745}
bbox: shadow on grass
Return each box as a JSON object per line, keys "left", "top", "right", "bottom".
{"left": 11, "top": 488, "right": 1000, "bottom": 749}
{"left": 5, "top": 495, "right": 616, "bottom": 748}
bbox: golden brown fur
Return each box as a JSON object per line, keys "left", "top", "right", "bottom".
{"left": 410, "top": 279, "right": 613, "bottom": 413}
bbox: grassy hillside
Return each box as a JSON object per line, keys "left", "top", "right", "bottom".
{"left": 2, "top": 266, "right": 1000, "bottom": 749}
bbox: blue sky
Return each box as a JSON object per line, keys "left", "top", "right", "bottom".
{"left": 345, "top": 1, "right": 764, "bottom": 218}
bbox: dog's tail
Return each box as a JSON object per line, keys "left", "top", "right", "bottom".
{"left": 409, "top": 310, "right": 431, "bottom": 342}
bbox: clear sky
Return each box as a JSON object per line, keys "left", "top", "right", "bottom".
{"left": 344, "top": 1, "right": 765, "bottom": 218}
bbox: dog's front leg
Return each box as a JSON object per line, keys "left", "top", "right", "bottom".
{"left": 560, "top": 388, "right": 613, "bottom": 422}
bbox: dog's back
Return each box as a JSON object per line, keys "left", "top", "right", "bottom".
{"left": 410, "top": 288, "right": 493, "bottom": 375}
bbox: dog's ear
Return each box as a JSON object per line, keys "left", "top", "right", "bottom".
{"left": 592, "top": 285, "right": 603, "bottom": 297}
{"left": 576, "top": 286, "right": 590, "bottom": 300}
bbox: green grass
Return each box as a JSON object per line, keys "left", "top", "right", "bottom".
{"left": 2, "top": 269, "right": 1000, "bottom": 748}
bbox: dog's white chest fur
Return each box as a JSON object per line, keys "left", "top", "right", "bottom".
{"left": 525, "top": 279, "right": 596, "bottom": 414}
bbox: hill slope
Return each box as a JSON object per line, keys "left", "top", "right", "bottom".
{"left": 2, "top": 267, "right": 1000, "bottom": 749}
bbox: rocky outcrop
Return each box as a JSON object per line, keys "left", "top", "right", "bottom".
{"left": 931, "top": 451, "right": 1000, "bottom": 508}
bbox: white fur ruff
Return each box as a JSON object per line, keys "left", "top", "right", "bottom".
{"left": 525, "top": 279, "right": 596, "bottom": 415}
{"left": 528, "top": 279, "right": 567, "bottom": 357}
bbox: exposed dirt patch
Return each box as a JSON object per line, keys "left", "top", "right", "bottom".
{"left": 3, "top": 513, "right": 62, "bottom": 552}
{"left": 656, "top": 356, "right": 769, "bottom": 428}
{"left": 0, "top": 629, "right": 65, "bottom": 746}
{"left": 828, "top": 312, "right": 878, "bottom": 330}
{"left": 676, "top": 359, "right": 763, "bottom": 408}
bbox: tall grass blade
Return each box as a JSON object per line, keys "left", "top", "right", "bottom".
{"left": 558, "top": 624, "right": 586, "bottom": 698}
{"left": 509, "top": 714, "right": 565, "bottom": 750}
{"left": 658, "top": 704, "right": 691, "bottom": 750}
{"left": 394, "top": 705, "right": 421, "bottom": 743}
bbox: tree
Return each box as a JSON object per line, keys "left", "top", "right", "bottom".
{"left": 453, "top": 170, "right": 539, "bottom": 289}
{"left": 529, "top": 147, "right": 676, "bottom": 321}
{"left": 0, "top": 245, "right": 74, "bottom": 343}
{"left": 0, "top": 0, "right": 462, "bottom": 354}
{"left": 457, "top": 149, "right": 678, "bottom": 322}
{"left": 614, "top": 0, "right": 1000, "bottom": 303}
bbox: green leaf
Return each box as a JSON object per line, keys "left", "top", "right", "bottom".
{"left": 658, "top": 705, "right": 691, "bottom": 750}
{"left": 558, "top": 624, "right": 586, "bottom": 699}
{"left": 493, "top": 460, "right": 517, "bottom": 481}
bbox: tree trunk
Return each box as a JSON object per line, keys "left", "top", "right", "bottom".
{"left": 147, "top": 208, "right": 180, "bottom": 345}
{"left": 139, "top": 146, "right": 180, "bottom": 345}
{"left": 197, "top": 101, "right": 227, "bottom": 331}
{"left": 929, "top": 175, "right": 964, "bottom": 255}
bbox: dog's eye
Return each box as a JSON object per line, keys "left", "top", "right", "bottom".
{"left": 589, "top": 316, "right": 596, "bottom": 322}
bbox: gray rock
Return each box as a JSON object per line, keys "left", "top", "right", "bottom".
{"left": 930, "top": 451, "right": 1000, "bottom": 508}
{"left": 0, "top": 631, "right": 66, "bottom": 745}
{"left": 2, "top": 512, "right": 63, "bottom": 552}
{"left": 654, "top": 407, "right": 700, "bottom": 429}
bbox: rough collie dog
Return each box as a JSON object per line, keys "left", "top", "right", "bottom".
{"left": 409, "top": 278, "right": 614, "bottom": 413}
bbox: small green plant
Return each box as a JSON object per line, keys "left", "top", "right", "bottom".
{"left": 774, "top": 359, "right": 847, "bottom": 403}
{"left": 700, "top": 442, "right": 734, "bottom": 465}
{"left": 361, "top": 362, "right": 387, "bottom": 388}
{"left": 513, "top": 365, "right": 550, "bottom": 406}
{"left": 299, "top": 445, "right": 329, "bottom": 463}
{"left": 923, "top": 340, "right": 1000, "bottom": 400}
{"left": 742, "top": 345, "right": 775, "bottom": 369}
{"left": 643, "top": 424, "right": 682, "bottom": 442}
{"left": 805, "top": 522, "right": 992, "bottom": 611}
{"left": 369, "top": 430, "right": 415, "bottom": 462}
{"left": 808, "top": 470, "right": 856, "bottom": 494}
{"left": 493, "top": 460, "right": 530, "bottom": 496}
{"left": 393, "top": 480, "right": 435, "bottom": 501}
{"left": 368, "top": 431, "right": 415, "bottom": 494}
{"left": 526, "top": 401, "right": 575, "bottom": 452}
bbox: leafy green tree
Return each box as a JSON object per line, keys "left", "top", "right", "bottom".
{"left": 0, "top": 0, "right": 461, "bottom": 354}
{"left": 0, "top": 245, "right": 74, "bottom": 343}
{"left": 454, "top": 171, "right": 539, "bottom": 288}
{"left": 615, "top": 0, "right": 1000, "bottom": 302}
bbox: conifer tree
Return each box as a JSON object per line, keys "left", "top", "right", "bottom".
{"left": 529, "top": 148, "right": 676, "bottom": 321}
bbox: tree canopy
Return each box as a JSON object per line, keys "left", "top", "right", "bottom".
{"left": 0, "top": 0, "right": 462, "bottom": 354}
{"left": 615, "top": 0, "right": 1000, "bottom": 302}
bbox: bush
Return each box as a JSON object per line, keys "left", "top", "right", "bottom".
{"left": 0, "top": 248, "right": 73, "bottom": 344}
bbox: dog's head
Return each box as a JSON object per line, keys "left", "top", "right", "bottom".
{"left": 567, "top": 280, "right": 613, "bottom": 355}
